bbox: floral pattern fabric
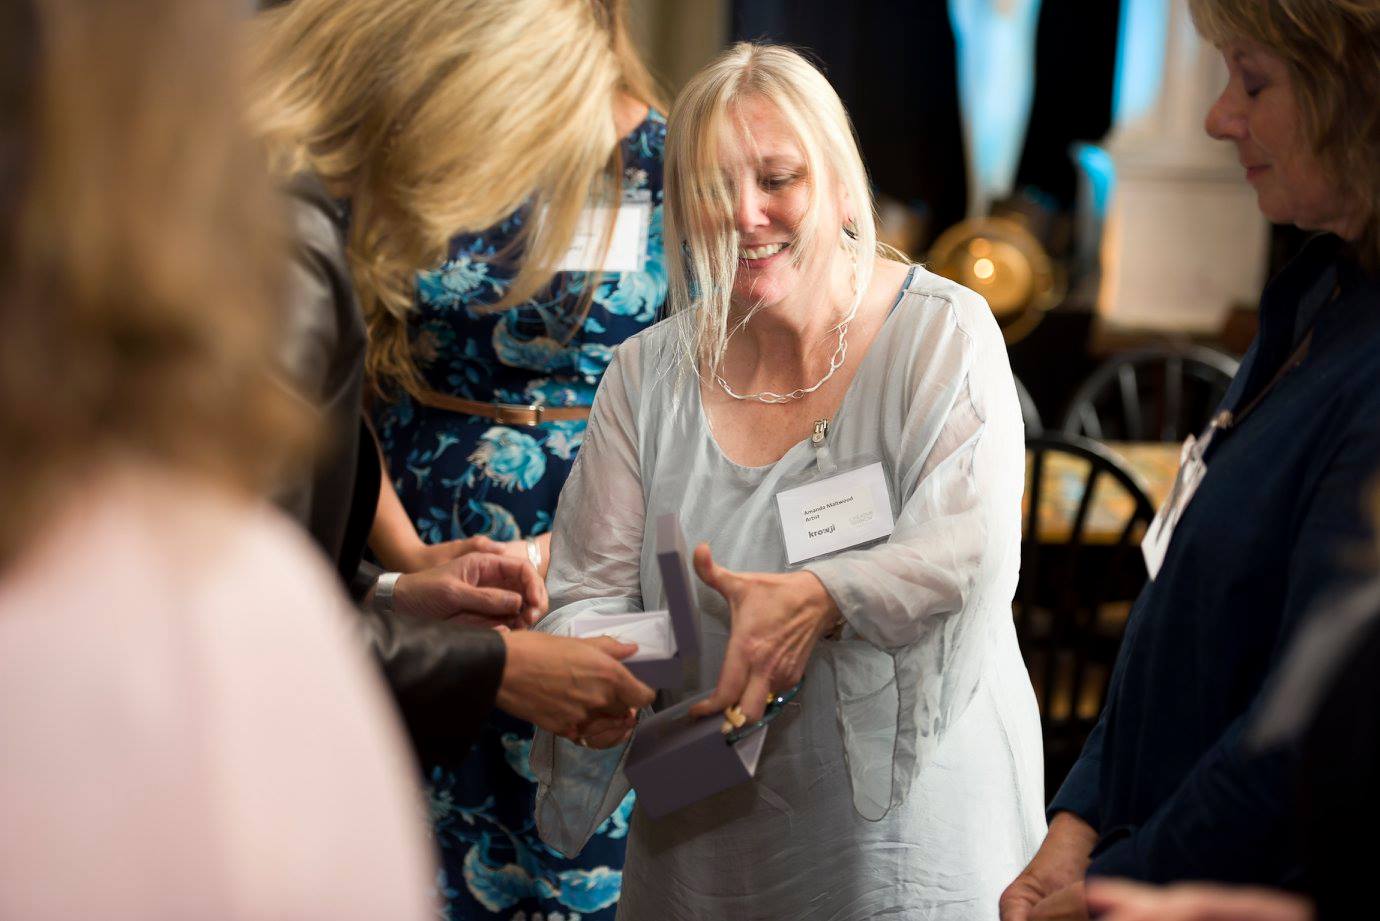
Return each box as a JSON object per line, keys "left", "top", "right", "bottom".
{"left": 374, "top": 112, "right": 666, "bottom": 921}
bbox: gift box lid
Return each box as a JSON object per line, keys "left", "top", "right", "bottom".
{"left": 654, "top": 512, "right": 701, "bottom": 661}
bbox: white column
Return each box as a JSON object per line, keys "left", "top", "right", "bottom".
{"left": 1096, "top": 0, "right": 1268, "bottom": 332}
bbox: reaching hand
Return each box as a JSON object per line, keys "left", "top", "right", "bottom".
{"left": 1030, "top": 883, "right": 1088, "bottom": 921}
{"left": 412, "top": 534, "right": 508, "bottom": 571}
{"left": 686, "top": 543, "right": 838, "bottom": 723}
{"left": 496, "top": 633, "right": 654, "bottom": 742}
{"left": 999, "top": 812, "right": 1099, "bottom": 921}
{"left": 575, "top": 709, "right": 640, "bottom": 749}
{"left": 1084, "top": 880, "right": 1313, "bottom": 921}
{"left": 392, "top": 552, "right": 547, "bottom": 627}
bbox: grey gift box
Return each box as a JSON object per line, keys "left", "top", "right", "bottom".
{"left": 569, "top": 512, "right": 701, "bottom": 688}
{"left": 623, "top": 690, "right": 768, "bottom": 820}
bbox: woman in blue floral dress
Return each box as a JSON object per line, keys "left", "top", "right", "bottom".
{"left": 373, "top": 95, "right": 667, "bottom": 920}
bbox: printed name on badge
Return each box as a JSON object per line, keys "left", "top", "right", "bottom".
{"left": 776, "top": 462, "right": 895, "bottom": 565}
{"left": 555, "top": 193, "right": 651, "bottom": 274}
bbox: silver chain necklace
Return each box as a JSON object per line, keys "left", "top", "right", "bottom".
{"left": 716, "top": 247, "right": 861, "bottom": 404}
{"left": 714, "top": 319, "right": 853, "bottom": 404}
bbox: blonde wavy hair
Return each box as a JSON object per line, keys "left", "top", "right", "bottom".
{"left": 0, "top": 0, "right": 309, "bottom": 567}
{"left": 664, "top": 44, "right": 884, "bottom": 380}
{"left": 250, "top": 0, "right": 660, "bottom": 399}
{"left": 1189, "top": 0, "right": 1380, "bottom": 271}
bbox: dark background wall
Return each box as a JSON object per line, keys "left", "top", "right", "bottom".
{"left": 733, "top": 0, "right": 1126, "bottom": 421}
{"left": 733, "top": 0, "right": 1122, "bottom": 249}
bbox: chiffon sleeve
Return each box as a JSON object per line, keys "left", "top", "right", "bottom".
{"left": 531, "top": 340, "right": 649, "bottom": 857}
{"left": 805, "top": 284, "right": 1028, "bottom": 819}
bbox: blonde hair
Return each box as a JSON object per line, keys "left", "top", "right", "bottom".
{"left": 663, "top": 44, "right": 881, "bottom": 379}
{"left": 0, "top": 0, "right": 309, "bottom": 567}
{"left": 249, "top": 0, "right": 650, "bottom": 399}
{"left": 1189, "top": 0, "right": 1380, "bottom": 271}
{"left": 597, "top": 0, "right": 668, "bottom": 115}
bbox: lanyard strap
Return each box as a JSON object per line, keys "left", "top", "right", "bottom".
{"left": 1221, "top": 280, "right": 1339, "bottom": 434}
{"left": 1219, "top": 327, "right": 1313, "bottom": 433}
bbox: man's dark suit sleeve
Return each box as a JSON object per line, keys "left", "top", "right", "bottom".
{"left": 278, "top": 175, "right": 506, "bottom": 766}
{"left": 356, "top": 608, "right": 506, "bottom": 766}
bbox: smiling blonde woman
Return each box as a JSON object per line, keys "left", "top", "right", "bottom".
{"left": 530, "top": 43, "right": 1044, "bottom": 921}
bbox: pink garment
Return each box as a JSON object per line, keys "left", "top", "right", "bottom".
{"left": 0, "top": 470, "right": 435, "bottom": 919}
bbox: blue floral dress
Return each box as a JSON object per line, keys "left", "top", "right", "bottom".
{"left": 373, "top": 112, "right": 666, "bottom": 921}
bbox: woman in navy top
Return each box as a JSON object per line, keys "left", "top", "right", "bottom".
{"left": 1001, "top": 1, "right": 1380, "bottom": 918}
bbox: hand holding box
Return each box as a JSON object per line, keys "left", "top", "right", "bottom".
{"left": 568, "top": 513, "right": 701, "bottom": 688}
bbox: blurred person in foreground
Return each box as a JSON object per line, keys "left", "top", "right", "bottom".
{"left": 1083, "top": 880, "right": 1312, "bottom": 921}
{"left": 247, "top": 1, "right": 657, "bottom": 914}
{"left": 532, "top": 43, "right": 1044, "bottom": 920}
{"left": 0, "top": 0, "right": 432, "bottom": 916}
{"left": 1000, "top": 2, "right": 1380, "bottom": 918}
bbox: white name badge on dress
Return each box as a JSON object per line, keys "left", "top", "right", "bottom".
{"left": 775, "top": 462, "right": 895, "bottom": 565}
{"left": 555, "top": 193, "right": 651, "bottom": 274}
{"left": 1141, "top": 434, "right": 1208, "bottom": 580}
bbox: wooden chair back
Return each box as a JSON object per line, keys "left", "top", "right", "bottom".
{"left": 1060, "top": 345, "right": 1238, "bottom": 442}
{"left": 1019, "top": 434, "right": 1157, "bottom": 796}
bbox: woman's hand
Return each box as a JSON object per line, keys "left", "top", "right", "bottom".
{"left": 576, "top": 708, "right": 640, "bottom": 749}
{"left": 419, "top": 533, "right": 552, "bottom": 581}
{"left": 413, "top": 534, "right": 509, "bottom": 571}
{"left": 1030, "top": 883, "right": 1088, "bottom": 921}
{"left": 496, "top": 633, "right": 654, "bottom": 742}
{"left": 1084, "top": 880, "right": 1313, "bottom": 921}
{"left": 392, "top": 551, "right": 548, "bottom": 626}
{"left": 687, "top": 544, "right": 839, "bottom": 723}
{"left": 1000, "top": 812, "right": 1099, "bottom": 921}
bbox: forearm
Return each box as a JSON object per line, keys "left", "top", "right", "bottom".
{"left": 369, "top": 464, "right": 428, "bottom": 572}
{"left": 529, "top": 532, "right": 552, "bottom": 581}
{"left": 1001, "top": 812, "right": 1099, "bottom": 920}
{"left": 1048, "top": 811, "right": 1100, "bottom": 863}
{"left": 805, "top": 539, "right": 981, "bottom": 648}
{"left": 802, "top": 417, "right": 1021, "bottom": 651}
{"left": 1049, "top": 715, "right": 1107, "bottom": 828}
{"left": 356, "top": 606, "right": 505, "bottom": 764}
{"left": 1086, "top": 723, "right": 1298, "bottom": 884}
{"left": 790, "top": 570, "right": 843, "bottom": 636}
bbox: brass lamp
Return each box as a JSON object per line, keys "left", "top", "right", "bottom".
{"left": 927, "top": 215, "right": 1061, "bottom": 344}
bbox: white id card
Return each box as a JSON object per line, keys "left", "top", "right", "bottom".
{"left": 555, "top": 194, "right": 651, "bottom": 274}
{"left": 1141, "top": 435, "right": 1208, "bottom": 580}
{"left": 775, "top": 462, "right": 895, "bottom": 565}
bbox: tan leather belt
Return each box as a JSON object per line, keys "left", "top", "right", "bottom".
{"left": 413, "top": 388, "right": 590, "bottom": 427}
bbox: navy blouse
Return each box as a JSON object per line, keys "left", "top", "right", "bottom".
{"left": 1051, "top": 234, "right": 1380, "bottom": 884}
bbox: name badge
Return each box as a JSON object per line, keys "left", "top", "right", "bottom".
{"left": 555, "top": 193, "right": 651, "bottom": 274}
{"left": 775, "top": 462, "right": 895, "bottom": 565}
{"left": 1141, "top": 435, "right": 1207, "bottom": 580}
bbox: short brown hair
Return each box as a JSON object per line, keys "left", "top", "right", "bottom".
{"left": 1189, "top": 0, "right": 1380, "bottom": 271}
{"left": 0, "top": 0, "right": 310, "bottom": 566}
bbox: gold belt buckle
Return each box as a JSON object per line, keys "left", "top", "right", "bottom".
{"left": 493, "top": 403, "right": 544, "bottom": 426}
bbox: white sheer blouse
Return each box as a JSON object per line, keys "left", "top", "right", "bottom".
{"left": 533, "top": 267, "right": 1045, "bottom": 920}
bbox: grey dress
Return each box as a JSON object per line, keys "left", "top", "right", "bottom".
{"left": 532, "top": 266, "right": 1045, "bottom": 920}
